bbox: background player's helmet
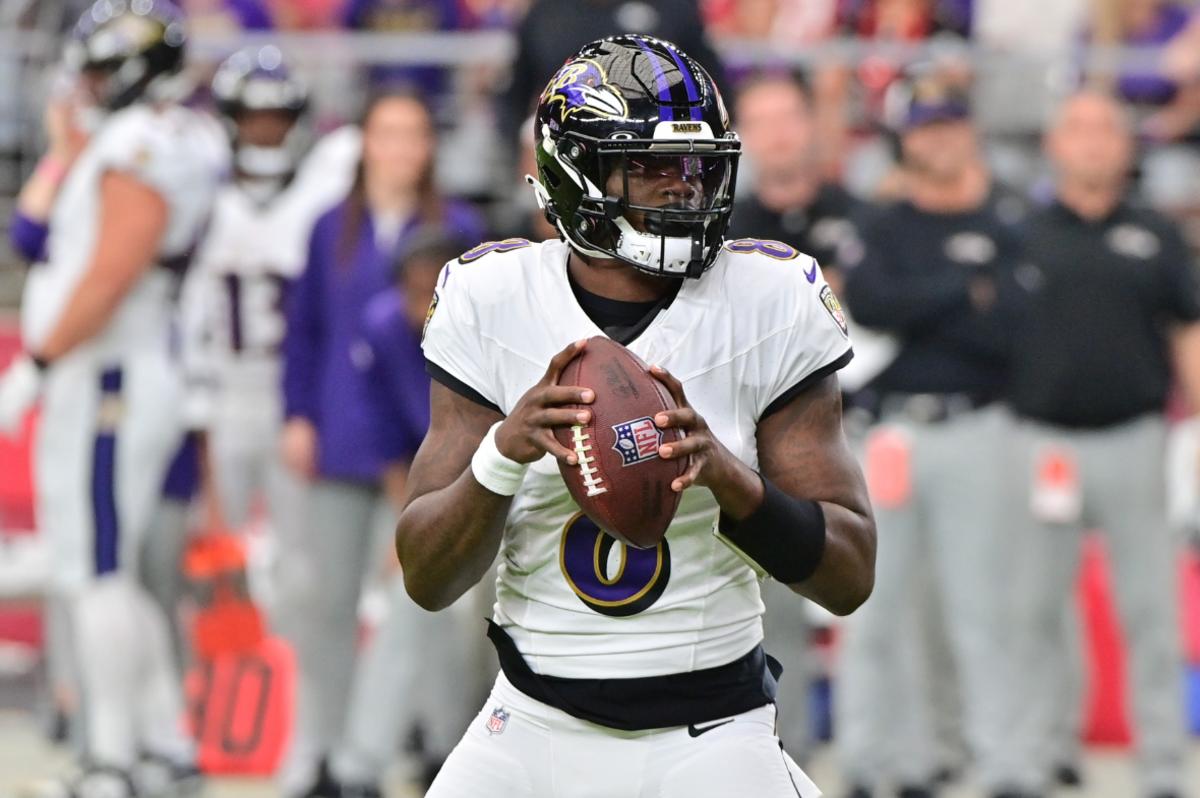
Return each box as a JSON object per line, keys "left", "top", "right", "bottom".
{"left": 65, "top": 0, "right": 187, "bottom": 112}
{"left": 529, "top": 34, "right": 740, "bottom": 279}
{"left": 212, "top": 45, "right": 309, "bottom": 120}
{"left": 212, "top": 45, "right": 310, "bottom": 180}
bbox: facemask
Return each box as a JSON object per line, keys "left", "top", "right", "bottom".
{"left": 235, "top": 144, "right": 294, "bottom": 179}
{"left": 240, "top": 176, "right": 286, "bottom": 204}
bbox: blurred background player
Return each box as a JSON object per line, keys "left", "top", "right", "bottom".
{"left": 2, "top": 55, "right": 101, "bottom": 758}
{"left": 180, "top": 44, "right": 353, "bottom": 624}
{"left": 278, "top": 88, "right": 485, "bottom": 798}
{"left": 0, "top": 0, "right": 222, "bottom": 794}
{"left": 1006, "top": 90, "right": 1200, "bottom": 798}
{"left": 836, "top": 65, "right": 1028, "bottom": 798}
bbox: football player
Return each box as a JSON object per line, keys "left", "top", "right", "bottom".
{"left": 398, "top": 35, "right": 876, "bottom": 797}
{"left": 8, "top": 1, "right": 222, "bottom": 794}
{"left": 181, "top": 45, "right": 353, "bottom": 557}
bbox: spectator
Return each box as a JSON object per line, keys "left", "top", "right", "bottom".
{"left": 729, "top": 71, "right": 861, "bottom": 274}
{"left": 460, "top": 0, "right": 532, "bottom": 27}
{"left": 837, "top": 67, "right": 1029, "bottom": 798}
{"left": 836, "top": 0, "right": 971, "bottom": 108}
{"left": 325, "top": 227, "right": 498, "bottom": 795}
{"left": 342, "top": 0, "right": 466, "bottom": 104}
{"left": 1006, "top": 90, "right": 1200, "bottom": 798}
{"left": 278, "top": 88, "right": 484, "bottom": 798}
{"left": 818, "top": 1, "right": 972, "bottom": 185}
{"left": 500, "top": 0, "right": 727, "bottom": 147}
{"left": 703, "top": 0, "right": 838, "bottom": 46}
{"left": 1086, "top": 0, "right": 1200, "bottom": 141}
{"left": 182, "top": 0, "right": 344, "bottom": 29}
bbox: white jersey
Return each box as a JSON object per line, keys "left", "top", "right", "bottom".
{"left": 422, "top": 238, "right": 852, "bottom": 680}
{"left": 22, "top": 104, "right": 223, "bottom": 359}
{"left": 181, "top": 128, "right": 356, "bottom": 430}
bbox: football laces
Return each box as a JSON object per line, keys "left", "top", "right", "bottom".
{"left": 570, "top": 424, "right": 607, "bottom": 497}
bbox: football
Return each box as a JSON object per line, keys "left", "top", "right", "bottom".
{"left": 554, "top": 336, "right": 686, "bottom": 549}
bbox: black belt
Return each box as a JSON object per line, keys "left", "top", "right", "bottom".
{"left": 486, "top": 620, "right": 782, "bottom": 731}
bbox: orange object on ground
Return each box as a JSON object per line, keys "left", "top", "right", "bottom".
{"left": 184, "top": 533, "right": 265, "bottom": 658}
{"left": 185, "top": 635, "right": 295, "bottom": 775}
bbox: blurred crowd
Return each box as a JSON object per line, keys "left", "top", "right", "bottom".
{"left": 3, "top": 1, "right": 1200, "bottom": 798}
{"left": 5, "top": 0, "right": 1200, "bottom": 213}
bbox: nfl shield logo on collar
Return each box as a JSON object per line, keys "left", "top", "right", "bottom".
{"left": 612, "top": 417, "right": 661, "bottom": 466}
{"left": 485, "top": 706, "right": 509, "bottom": 735}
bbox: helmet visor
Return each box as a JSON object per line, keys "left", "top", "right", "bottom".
{"left": 600, "top": 150, "right": 735, "bottom": 231}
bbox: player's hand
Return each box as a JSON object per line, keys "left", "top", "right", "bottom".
{"left": 44, "top": 94, "right": 89, "bottom": 165}
{"left": 650, "top": 364, "right": 739, "bottom": 493}
{"left": 494, "top": 339, "right": 594, "bottom": 465}
{"left": 0, "top": 356, "right": 43, "bottom": 439}
{"left": 281, "top": 417, "right": 318, "bottom": 480}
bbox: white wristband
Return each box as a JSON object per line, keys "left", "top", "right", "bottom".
{"left": 471, "top": 421, "right": 530, "bottom": 496}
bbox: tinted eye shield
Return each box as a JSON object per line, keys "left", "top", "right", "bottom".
{"left": 562, "top": 132, "right": 740, "bottom": 225}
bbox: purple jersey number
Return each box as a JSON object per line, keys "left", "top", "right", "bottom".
{"left": 458, "top": 238, "right": 533, "bottom": 264}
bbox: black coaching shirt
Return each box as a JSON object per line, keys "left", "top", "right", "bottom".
{"left": 1010, "top": 199, "right": 1200, "bottom": 428}
{"left": 841, "top": 190, "right": 1026, "bottom": 399}
{"left": 729, "top": 183, "right": 862, "bottom": 270}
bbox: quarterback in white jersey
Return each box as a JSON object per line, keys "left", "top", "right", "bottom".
{"left": 183, "top": 47, "right": 356, "bottom": 528}
{"left": 399, "top": 35, "right": 875, "bottom": 798}
{"left": 16, "top": 2, "right": 221, "bottom": 795}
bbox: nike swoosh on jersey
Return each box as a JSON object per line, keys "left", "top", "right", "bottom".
{"left": 687, "top": 719, "right": 734, "bottom": 737}
{"left": 804, "top": 263, "right": 818, "bottom": 283}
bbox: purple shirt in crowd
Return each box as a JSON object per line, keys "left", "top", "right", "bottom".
{"left": 1111, "top": 2, "right": 1190, "bottom": 105}
{"left": 361, "top": 288, "right": 429, "bottom": 464}
{"left": 283, "top": 198, "right": 484, "bottom": 483}
{"left": 341, "top": 0, "right": 464, "bottom": 100}
{"left": 223, "top": 0, "right": 275, "bottom": 29}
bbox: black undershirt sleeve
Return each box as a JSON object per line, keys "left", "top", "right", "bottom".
{"left": 425, "top": 360, "right": 502, "bottom": 414}
{"left": 760, "top": 348, "right": 854, "bottom": 420}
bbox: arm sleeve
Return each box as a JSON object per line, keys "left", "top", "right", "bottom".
{"left": 841, "top": 218, "right": 972, "bottom": 333}
{"left": 420, "top": 260, "right": 500, "bottom": 408}
{"left": 8, "top": 211, "right": 49, "bottom": 263}
{"left": 282, "top": 218, "right": 327, "bottom": 422}
{"left": 758, "top": 259, "right": 855, "bottom": 419}
{"left": 1159, "top": 221, "right": 1200, "bottom": 323}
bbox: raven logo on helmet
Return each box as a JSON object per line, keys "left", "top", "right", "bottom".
{"left": 542, "top": 59, "right": 629, "bottom": 123}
